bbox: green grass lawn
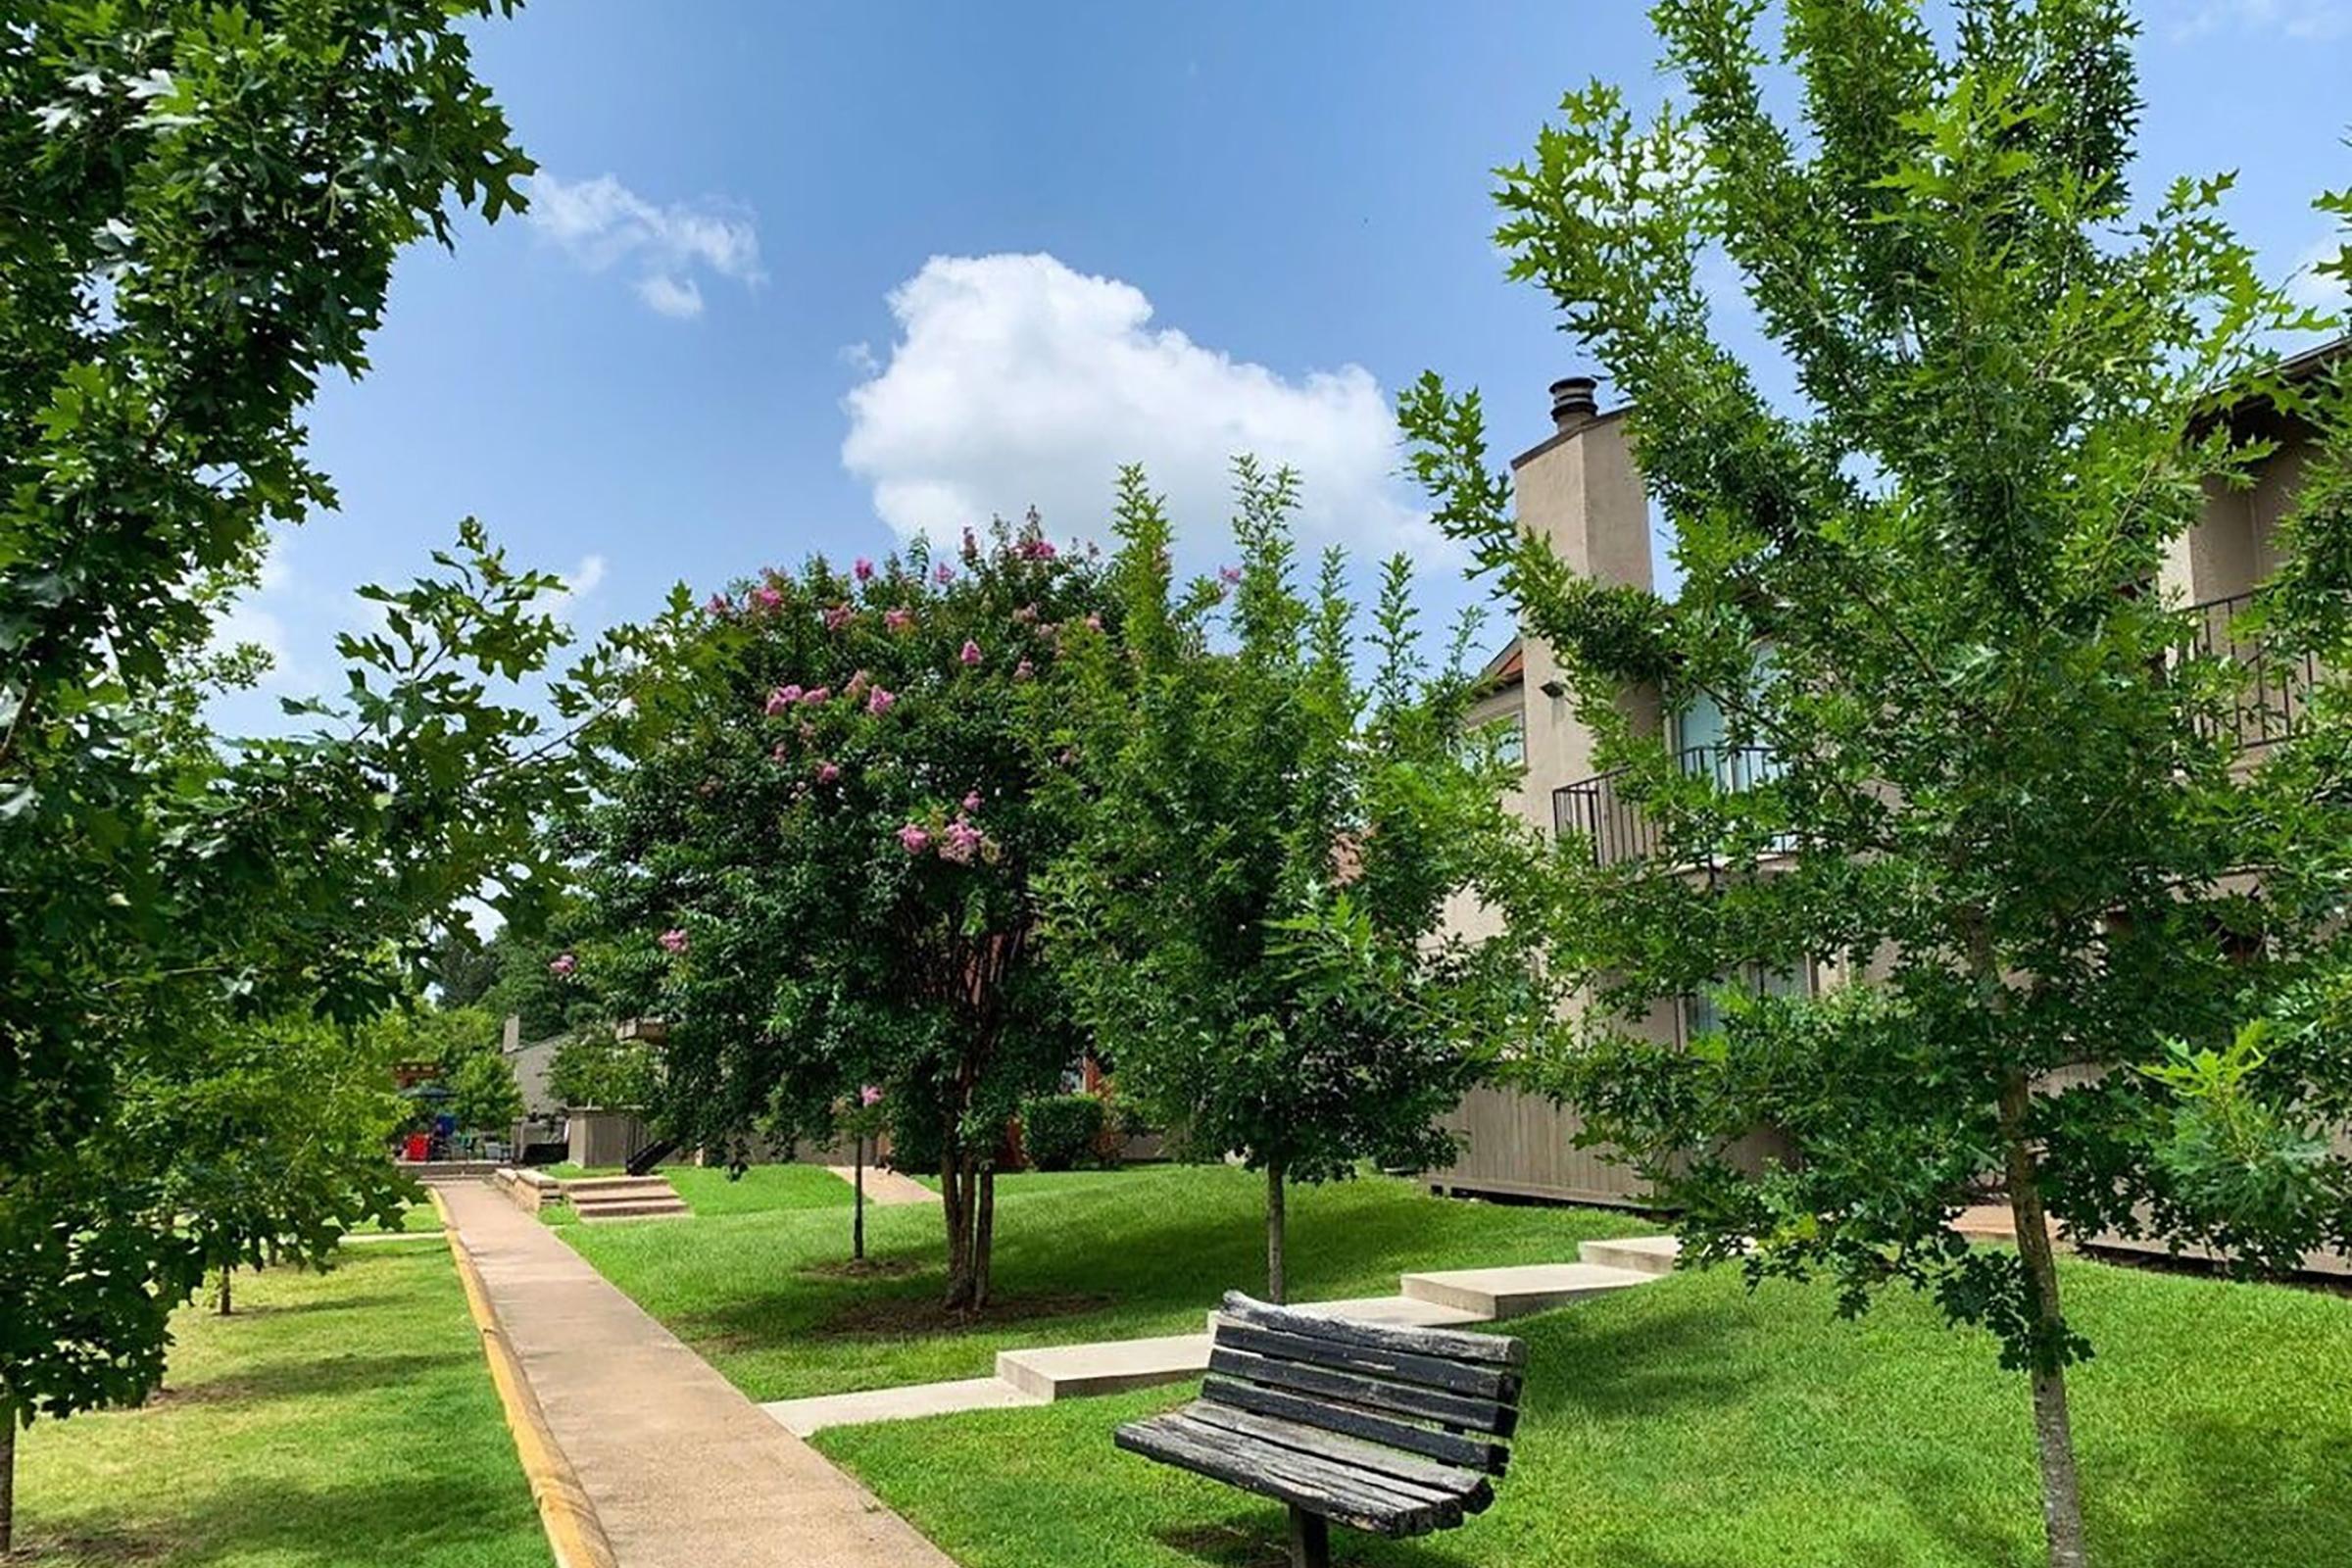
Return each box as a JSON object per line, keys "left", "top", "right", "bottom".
{"left": 355, "top": 1198, "right": 446, "bottom": 1234}
{"left": 815, "top": 1250, "right": 2352, "bottom": 1568}
{"left": 560, "top": 1162, "right": 1648, "bottom": 1400}
{"left": 16, "top": 1242, "right": 550, "bottom": 1568}
{"left": 536, "top": 1159, "right": 854, "bottom": 1226}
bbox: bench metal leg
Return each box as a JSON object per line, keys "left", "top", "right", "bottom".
{"left": 1288, "top": 1505, "right": 1330, "bottom": 1568}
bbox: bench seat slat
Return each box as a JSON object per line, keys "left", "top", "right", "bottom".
{"left": 1200, "top": 1376, "right": 1510, "bottom": 1476}
{"left": 1209, "top": 1348, "right": 1521, "bottom": 1439}
{"left": 1220, "top": 1292, "right": 1527, "bottom": 1369}
{"left": 1113, "top": 1413, "right": 1462, "bottom": 1537}
{"left": 1212, "top": 1319, "right": 1522, "bottom": 1403}
{"left": 1177, "top": 1400, "right": 1495, "bottom": 1513}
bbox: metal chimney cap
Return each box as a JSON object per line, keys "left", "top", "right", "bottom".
{"left": 1549, "top": 375, "right": 1599, "bottom": 433}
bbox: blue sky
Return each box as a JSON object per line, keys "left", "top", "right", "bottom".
{"left": 218, "top": 0, "right": 2350, "bottom": 728}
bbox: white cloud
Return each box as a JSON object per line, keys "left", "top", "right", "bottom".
{"left": 2164, "top": 0, "right": 2351, "bottom": 39}
{"left": 532, "top": 553, "right": 610, "bottom": 627}
{"left": 635, "top": 273, "right": 705, "bottom": 319}
{"left": 2288, "top": 234, "right": 2349, "bottom": 315}
{"left": 527, "top": 172, "right": 762, "bottom": 319}
{"left": 840, "top": 253, "right": 1437, "bottom": 564}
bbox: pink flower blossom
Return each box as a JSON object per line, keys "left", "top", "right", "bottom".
{"left": 823, "top": 604, "right": 855, "bottom": 632}
{"left": 1085, "top": 612, "right": 1103, "bottom": 632}
{"left": 1013, "top": 659, "right": 1034, "bottom": 680}
{"left": 771, "top": 742, "right": 790, "bottom": 762}
{"left": 961, "top": 526, "right": 979, "bottom": 557}
{"left": 1012, "top": 604, "right": 1038, "bottom": 623}
{"left": 962, "top": 791, "right": 982, "bottom": 811}
{"left": 867, "top": 686, "right": 897, "bottom": 715}
{"left": 706, "top": 593, "right": 730, "bottom": 615}
{"left": 816, "top": 760, "right": 842, "bottom": 784}
{"left": 548, "top": 953, "right": 577, "bottom": 977}
{"left": 845, "top": 669, "right": 870, "bottom": 700}
{"left": 938, "top": 819, "right": 983, "bottom": 864}
{"left": 1218, "top": 565, "right": 1243, "bottom": 585}
{"left": 765, "top": 684, "right": 801, "bottom": 716}
{"left": 659, "top": 928, "right": 689, "bottom": 955}
{"left": 884, "top": 607, "right": 913, "bottom": 632}
{"left": 854, "top": 557, "right": 875, "bottom": 582}
{"left": 934, "top": 562, "right": 955, "bottom": 585}
{"left": 859, "top": 1084, "right": 884, "bottom": 1107}
{"left": 898, "top": 822, "right": 932, "bottom": 855}
{"left": 800, "top": 686, "right": 830, "bottom": 706}
{"left": 959, "top": 639, "right": 982, "bottom": 666}
{"left": 1021, "top": 537, "right": 1058, "bottom": 561}
{"left": 751, "top": 585, "right": 784, "bottom": 612}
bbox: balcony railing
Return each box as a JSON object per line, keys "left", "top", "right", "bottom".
{"left": 1552, "top": 745, "right": 1780, "bottom": 869}
{"left": 2188, "top": 590, "right": 2316, "bottom": 750}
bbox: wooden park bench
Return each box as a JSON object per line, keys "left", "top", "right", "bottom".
{"left": 1114, "top": 1292, "right": 1527, "bottom": 1568}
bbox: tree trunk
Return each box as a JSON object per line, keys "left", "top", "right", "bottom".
{"left": 216, "top": 1265, "right": 233, "bottom": 1317}
{"left": 852, "top": 1136, "right": 866, "bottom": 1262}
{"left": 2000, "top": 1072, "right": 2088, "bottom": 1568}
{"left": 1, "top": 1398, "right": 16, "bottom": 1557}
{"left": 941, "top": 1142, "right": 973, "bottom": 1311}
{"left": 973, "top": 1167, "right": 996, "bottom": 1311}
{"left": 1265, "top": 1160, "right": 1288, "bottom": 1305}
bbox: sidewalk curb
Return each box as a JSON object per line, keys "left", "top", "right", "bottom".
{"left": 431, "top": 1186, "right": 621, "bottom": 1568}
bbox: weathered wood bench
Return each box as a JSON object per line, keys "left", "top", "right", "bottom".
{"left": 1114, "top": 1292, "right": 1526, "bottom": 1568}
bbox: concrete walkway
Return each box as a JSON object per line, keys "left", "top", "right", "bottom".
{"left": 822, "top": 1165, "right": 939, "bottom": 1204}
{"left": 438, "top": 1181, "right": 954, "bottom": 1568}
{"left": 765, "top": 1237, "right": 1682, "bottom": 1438}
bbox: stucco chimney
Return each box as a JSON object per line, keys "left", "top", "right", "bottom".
{"left": 1549, "top": 375, "right": 1599, "bottom": 434}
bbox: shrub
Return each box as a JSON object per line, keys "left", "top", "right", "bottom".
{"left": 1020, "top": 1094, "right": 1107, "bottom": 1171}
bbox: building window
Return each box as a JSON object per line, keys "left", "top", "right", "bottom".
{"left": 1682, "top": 958, "right": 1811, "bottom": 1044}
{"left": 1482, "top": 714, "right": 1525, "bottom": 769}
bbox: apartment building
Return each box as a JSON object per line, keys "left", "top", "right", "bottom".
{"left": 1427, "top": 344, "right": 2348, "bottom": 1210}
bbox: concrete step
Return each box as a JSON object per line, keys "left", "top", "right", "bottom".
{"left": 1578, "top": 1235, "right": 1682, "bottom": 1277}
{"left": 1204, "top": 1294, "right": 1488, "bottom": 1333}
{"left": 573, "top": 1200, "right": 692, "bottom": 1222}
{"left": 1399, "top": 1262, "right": 1654, "bottom": 1319}
{"left": 762, "top": 1377, "right": 1043, "bottom": 1437}
{"left": 996, "top": 1333, "right": 1211, "bottom": 1401}
{"left": 562, "top": 1176, "right": 677, "bottom": 1199}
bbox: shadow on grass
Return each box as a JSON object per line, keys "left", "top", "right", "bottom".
{"left": 1155, "top": 1507, "right": 1470, "bottom": 1568}
{"left": 18, "top": 1476, "right": 536, "bottom": 1568}
{"left": 1513, "top": 1294, "right": 1768, "bottom": 1424}
{"left": 161, "top": 1350, "right": 473, "bottom": 1409}
{"left": 220, "top": 1290, "right": 410, "bottom": 1319}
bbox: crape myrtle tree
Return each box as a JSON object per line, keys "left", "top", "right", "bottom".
{"left": 1044, "top": 465, "right": 1544, "bottom": 1302}
{"left": 574, "top": 519, "right": 1113, "bottom": 1310}
{"left": 0, "top": 1, "right": 552, "bottom": 1550}
{"left": 1401, "top": 5, "right": 2352, "bottom": 1564}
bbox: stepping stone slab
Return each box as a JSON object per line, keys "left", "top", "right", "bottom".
{"left": 997, "top": 1333, "right": 1212, "bottom": 1401}
{"left": 762, "top": 1377, "right": 1044, "bottom": 1437}
{"left": 1577, "top": 1235, "right": 1682, "bottom": 1276}
{"left": 1205, "top": 1295, "right": 1489, "bottom": 1333}
{"left": 1399, "top": 1262, "right": 1652, "bottom": 1319}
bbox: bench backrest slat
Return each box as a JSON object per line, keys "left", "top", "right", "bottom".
{"left": 1201, "top": 1294, "right": 1525, "bottom": 1479}
{"left": 1206, "top": 1348, "right": 1520, "bottom": 1438}
{"left": 1217, "top": 1292, "right": 1527, "bottom": 1369}
{"left": 1214, "top": 1320, "right": 1521, "bottom": 1402}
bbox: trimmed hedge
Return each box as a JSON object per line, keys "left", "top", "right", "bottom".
{"left": 1020, "top": 1094, "right": 1108, "bottom": 1171}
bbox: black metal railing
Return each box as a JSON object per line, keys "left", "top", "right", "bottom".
{"left": 1552, "top": 745, "right": 1781, "bottom": 868}
{"left": 2187, "top": 590, "right": 2317, "bottom": 750}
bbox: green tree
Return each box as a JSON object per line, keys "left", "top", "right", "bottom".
{"left": 573, "top": 518, "right": 1114, "bottom": 1309}
{"left": 1402, "top": 7, "right": 2351, "bottom": 1563}
{"left": 430, "top": 924, "right": 503, "bottom": 1009}
{"left": 0, "top": 2, "right": 545, "bottom": 1548}
{"left": 1045, "top": 466, "right": 1541, "bottom": 1301}
{"left": 129, "top": 1012, "right": 416, "bottom": 1318}
{"left": 547, "top": 1032, "right": 660, "bottom": 1110}
{"left": 452, "top": 1050, "right": 525, "bottom": 1139}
